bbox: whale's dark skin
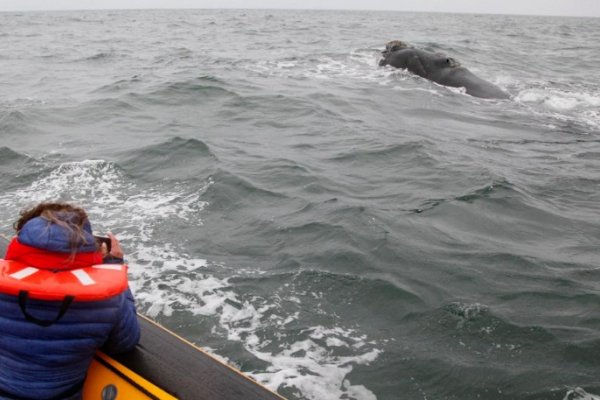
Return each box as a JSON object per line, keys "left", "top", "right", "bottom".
{"left": 379, "top": 40, "right": 509, "bottom": 99}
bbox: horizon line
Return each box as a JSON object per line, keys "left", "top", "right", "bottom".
{"left": 0, "top": 7, "right": 597, "bottom": 19}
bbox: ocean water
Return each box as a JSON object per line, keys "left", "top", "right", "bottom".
{"left": 1, "top": 8, "right": 599, "bottom": 400}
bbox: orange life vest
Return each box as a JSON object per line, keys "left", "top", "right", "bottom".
{"left": 0, "top": 259, "right": 128, "bottom": 302}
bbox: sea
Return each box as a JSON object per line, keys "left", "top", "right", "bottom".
{"left": 0, "top": 8, "right": 599, "bottom": 400}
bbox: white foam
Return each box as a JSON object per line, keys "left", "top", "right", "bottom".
{"left": 517, "top": 88, "right": 600, "bottom": 111}
{"left": 545, "top": 96, "right": 580, "bottom": 111}
{"left": 251, "top": 339, "right": 381, "bottom": 400}
{"left": 564, "top": 387, "right": 600, "bottom": 400}
{"left": 343, "top": 380, "right": 378, "bottom": 400}
{"left": 515, "top": 87, "right": 600, "bottom": 130}
{"left": 244, "top": 51, "right": 393, "bottom": 85}
{"left": 0, "top": 160, "right": 208, "bottom": 225}
{"left": 0, "top": 97, "right": 47, "bottom": 108}
{"left": 277, "top": 61, "right": 296, "bottom": 69}
{"left": 445, "top": 85, "right": 468, "bottom": 96}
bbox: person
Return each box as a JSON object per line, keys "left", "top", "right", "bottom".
{"left": 0, "top": 202, "right": 140, "bottom": 400}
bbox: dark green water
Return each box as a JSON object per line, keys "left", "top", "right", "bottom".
{"left": 1, "top": 9, "right": 599, "bottom": 400}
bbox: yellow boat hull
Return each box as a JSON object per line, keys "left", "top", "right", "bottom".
{"left": 82, "top": 314, "right": 284, "bottom": 400}
{"left": 84, "top": 352, "right": 177, "bottom": 399}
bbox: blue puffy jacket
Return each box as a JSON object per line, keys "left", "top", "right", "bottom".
{"left": 0, "top": 216, "right": 140, "bottom": 400}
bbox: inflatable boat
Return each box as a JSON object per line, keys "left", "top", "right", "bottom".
{"left": 83, "top": 314, "right": 285, "bottom": 400}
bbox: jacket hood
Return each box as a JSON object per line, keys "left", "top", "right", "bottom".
{"left": 5, "top": 238, "right": 103, "bottom": 270}
{"left": 17, "top": 215, "right": 97, "bottom": 253}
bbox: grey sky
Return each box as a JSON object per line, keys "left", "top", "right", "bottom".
{"left": 0, "top": 0, "right": 598, "bottom": 17}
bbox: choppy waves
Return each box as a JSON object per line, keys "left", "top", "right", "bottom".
{"left": 1, "top": 9, "right": 600, "bottom": 400}
{"left": 0, "top": 150, "right": 388, "bottom": 400}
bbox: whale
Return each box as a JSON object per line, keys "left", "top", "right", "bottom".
{"left": 379, "top": 40, "right": 509, "bottom": 99}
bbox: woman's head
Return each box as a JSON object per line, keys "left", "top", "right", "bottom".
{"left": 14, "top": 202, "right": 92, "bottom": 254}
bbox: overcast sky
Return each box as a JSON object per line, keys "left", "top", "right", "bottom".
{"left": 0, "top": 0, "right": 598, "bottom": 17}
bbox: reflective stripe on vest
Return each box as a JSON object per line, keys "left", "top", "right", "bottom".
{"left": 0, "top": 259, "right": 128, "bottom": 302}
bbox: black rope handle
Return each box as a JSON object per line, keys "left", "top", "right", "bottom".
{"left": 18, "top": 290, "right": 75, "bottom": 327}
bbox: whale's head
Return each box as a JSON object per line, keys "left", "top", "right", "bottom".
{"left": 381, "top": 40, "right": 409, "bottom": 58}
